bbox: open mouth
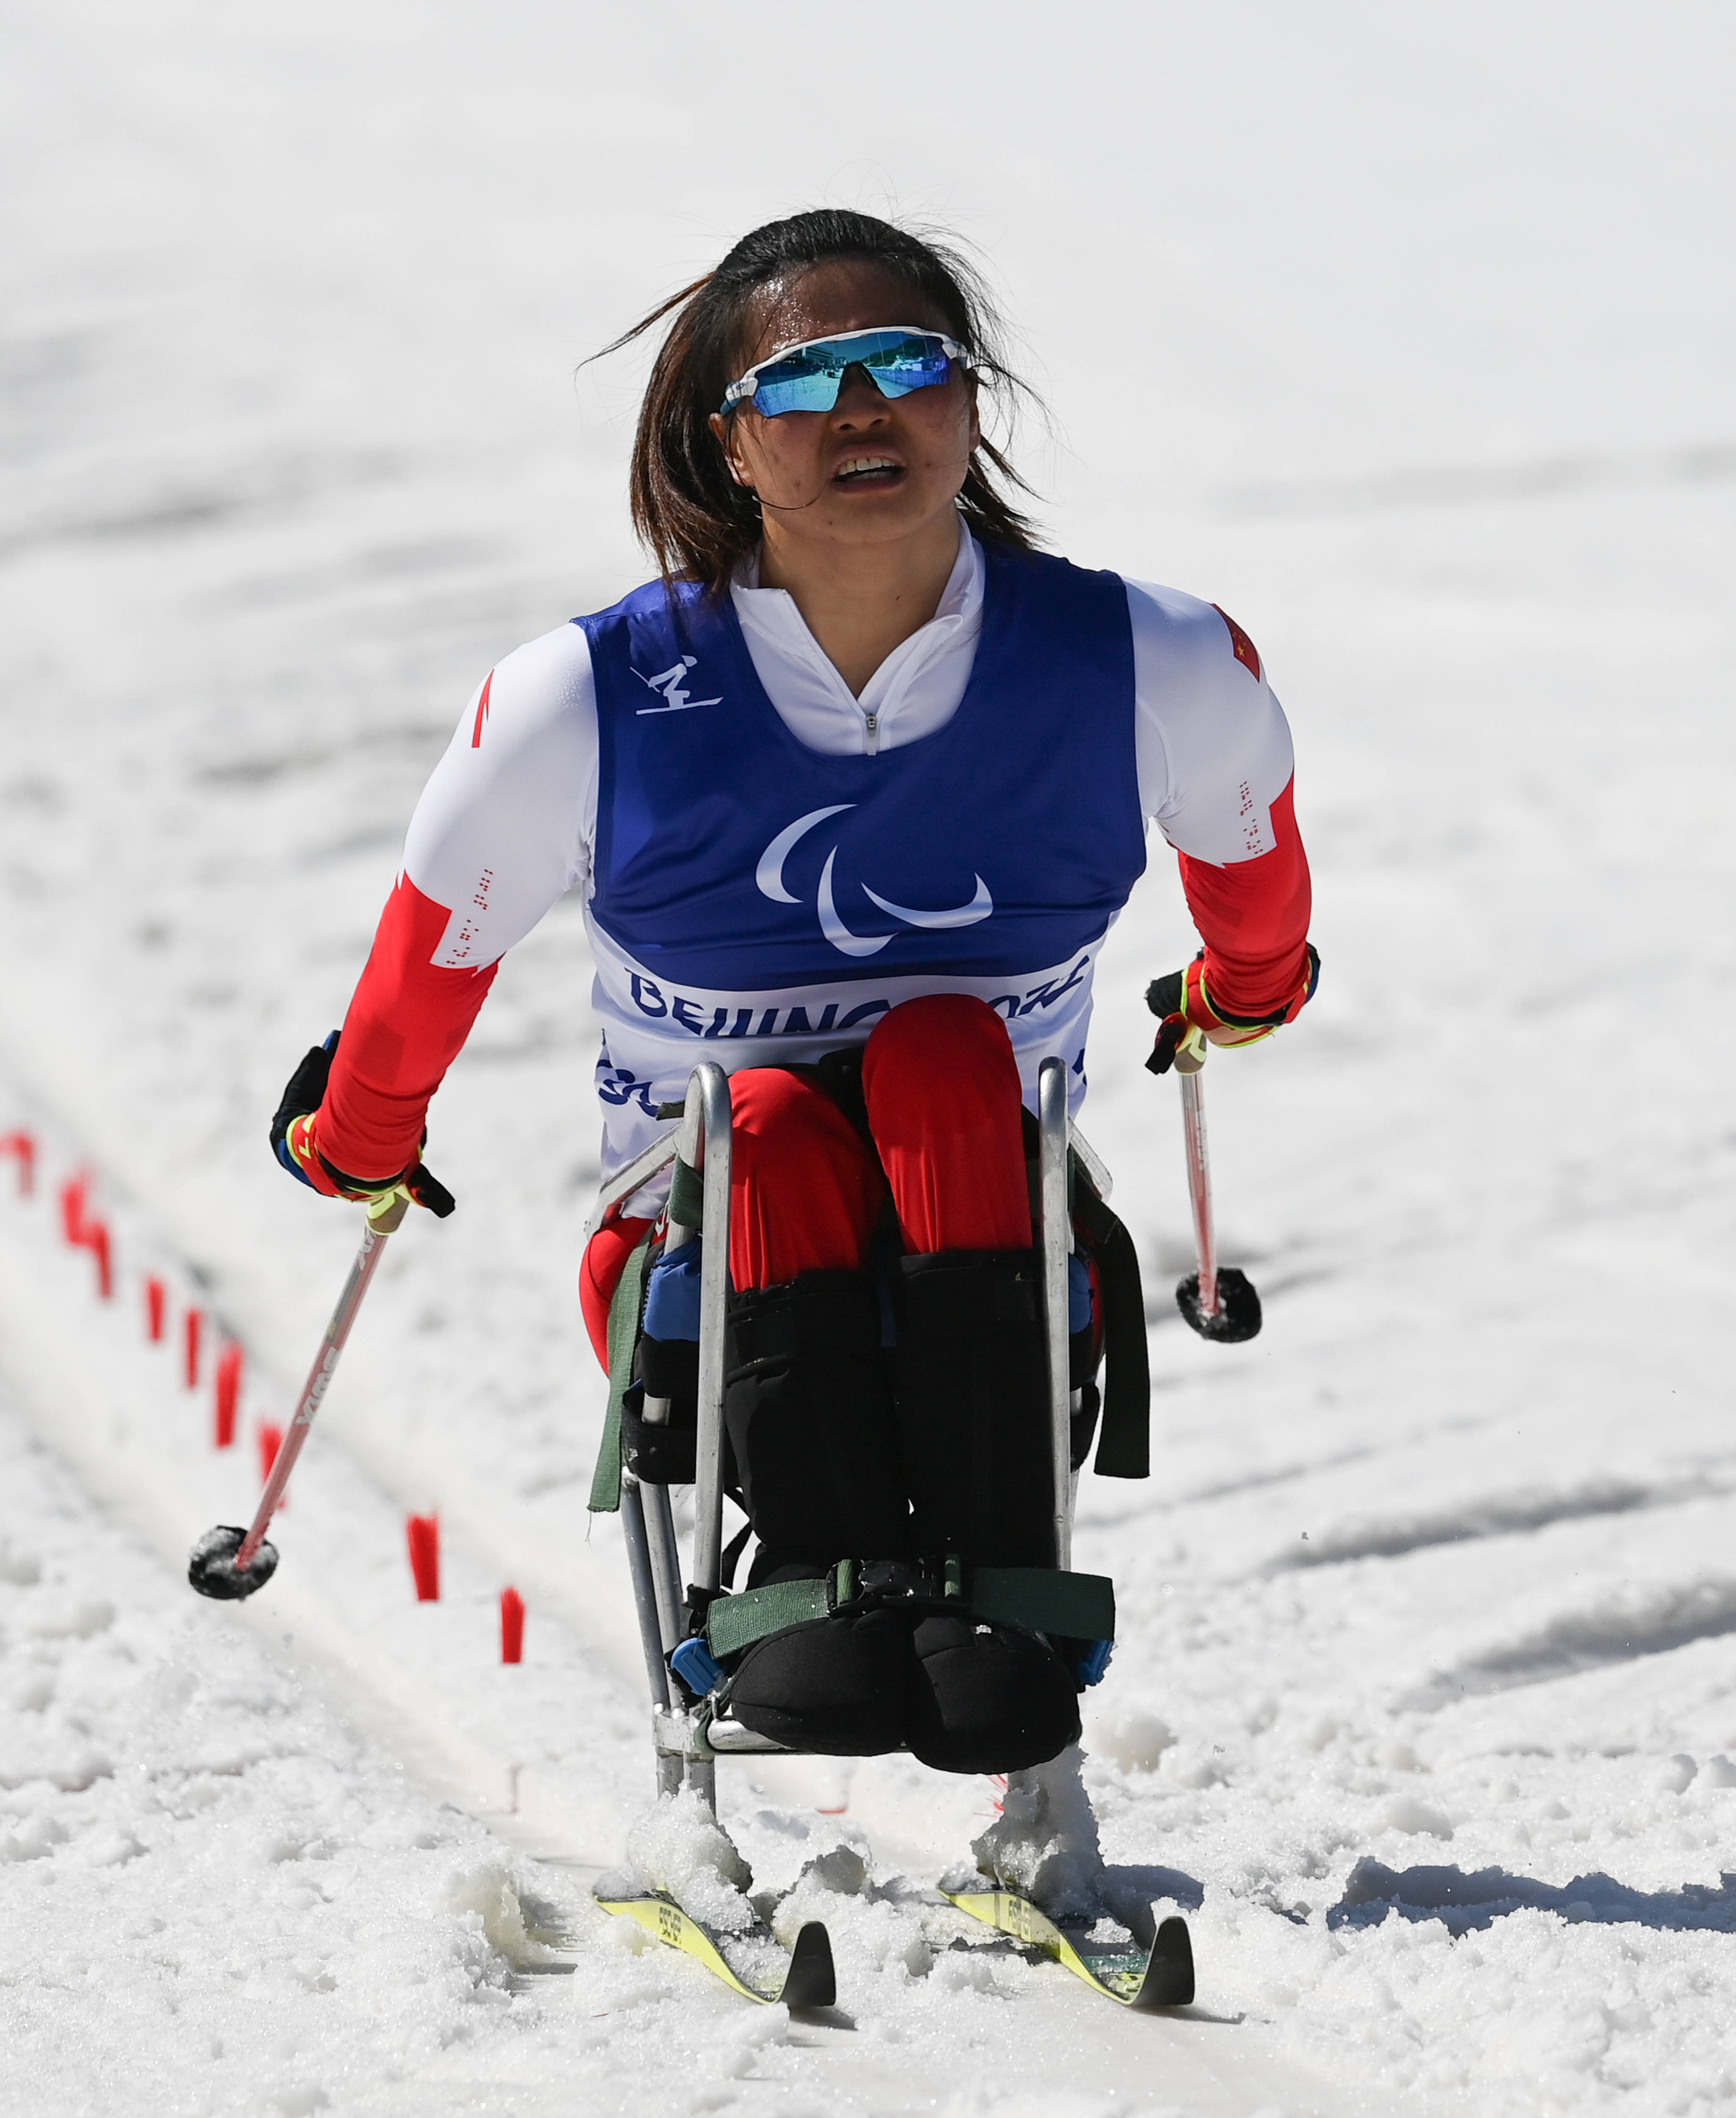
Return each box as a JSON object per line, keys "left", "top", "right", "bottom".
{"left": 831, "top": 455, "right": 906, "bottom": 488}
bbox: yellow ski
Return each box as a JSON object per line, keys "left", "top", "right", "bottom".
{"left": 943, "top": 1888, "right": 1194, "bottom": 2007}
{"left": 594, "top": 1891, "right": 835, "bottom": 2009}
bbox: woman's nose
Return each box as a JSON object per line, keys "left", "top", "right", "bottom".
{"left": 831, "top": 364, "right": 890, "bottom": 424}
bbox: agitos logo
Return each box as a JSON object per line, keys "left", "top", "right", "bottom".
{"left": 755, "top": 804, "right": 993, "bottom": 960}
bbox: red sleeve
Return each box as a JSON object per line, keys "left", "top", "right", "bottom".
{"left": 317, "top": 877, "right": 499, "bottom": 1182}
{"left": 580, "top": 1212, "right": 657, "bottom": 1369}
{"left": 1176, "top": 777, "right": 1313, "bottom": 1022}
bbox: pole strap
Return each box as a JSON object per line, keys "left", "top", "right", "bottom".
{"left": 587, "top": 1231, "right": 654, "bottom": 1514}
{"left": 1072, "top": 1170, "right": 1150, "bottom": 1479}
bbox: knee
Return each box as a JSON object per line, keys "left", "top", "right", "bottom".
{"left": 867, "top": 992, "right": 1012, "bottom": 1065}
{"left": 863, "top": 994, "right": 1020, "bottom": 1103}
{"left": 728, "top": 1065, "right": 824, "bottom": 1144}
{"left": 727, "top": 1065, "right": 862, "bottom": 1180}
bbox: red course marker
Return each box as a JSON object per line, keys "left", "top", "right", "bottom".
{"left": 145, "top": 1276, "right": 167, "bottom": 1343}
{"left": 184, "top": 1308, "right": 203, "bottom": 1389}
{"left": 407, "top": 1514, "right": 440, "bottom": 1601}
{"left": 257, "top": 1420, "right": 284, "bottom": 1486}
{"left": 59, "top": 1175, "right": 87, "bottom": 1246}
{"left": 214, "top": 1342, "right": 243, "bottom": 1448}
{"left": 0, "top": 1131, "right": 35, "bottom": 1195}
{"left": 85, "top": 1220, "right": 114, "bottom": 1300}
{"left": 501, "top": 1587, "right": 525, "bottom": 1664}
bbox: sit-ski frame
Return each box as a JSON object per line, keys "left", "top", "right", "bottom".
{"left": 585, "top": 1056, "right": 1110, "bottom": 1810}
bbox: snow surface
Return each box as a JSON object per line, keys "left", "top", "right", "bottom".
{"left": 2, "top": 1, "right": 1734, "bottom": 2112}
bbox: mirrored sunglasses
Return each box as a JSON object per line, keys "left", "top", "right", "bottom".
{"left": 719, "top": 327, "right": 968, "bottom": 418}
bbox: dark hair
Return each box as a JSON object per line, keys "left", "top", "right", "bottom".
{"left": 595, "top": 209, "right": 1041, "bottom": 592}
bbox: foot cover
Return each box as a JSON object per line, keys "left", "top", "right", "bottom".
{"left": 907, "top": 1613, "right": 1080, "bottom": 1774}
{"left": 727, "top": 1602, "right": 912, "bottom": 1755}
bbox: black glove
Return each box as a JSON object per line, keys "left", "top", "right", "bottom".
{"left": 1144, "top": 947, "right": 1321, "bottom": 1075}
{"left": 270, "top": 1030, "right": 455, "bottom": 1216}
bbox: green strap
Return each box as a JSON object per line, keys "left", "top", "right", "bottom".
{"left": 705, "top": 1578, "right": 829, "bottom": 1656}
{"left": 667, "top": 1156, "right": 704, "bottom": 1231}
{"left": 701, "top": 1564, "right": 1115, "bottom": 1660}
{"left": 972, "top": 1566, "right": 1115, "bottom": 1641}
{"left": 587, "top": 1234, "right": 654, "bottom": 1514}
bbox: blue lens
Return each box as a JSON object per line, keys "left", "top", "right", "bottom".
{"left": 741, "top": 331, "right": 955, "bottom": 417}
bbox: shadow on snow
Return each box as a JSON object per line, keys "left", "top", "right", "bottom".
{"left": 1329, "top": 1857, "right": 1736, "bottom": 1936}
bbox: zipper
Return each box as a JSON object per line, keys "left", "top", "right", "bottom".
{"left": 864, "top": 711, "right": 879, "bottom": 756}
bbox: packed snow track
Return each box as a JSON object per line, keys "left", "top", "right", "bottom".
{"left": 1, "top": 1, "right": 1732, "bottom": 2113}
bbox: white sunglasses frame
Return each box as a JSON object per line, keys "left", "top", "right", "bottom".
{"left": 719, "top": 326, "right": 970, "bottom": 415}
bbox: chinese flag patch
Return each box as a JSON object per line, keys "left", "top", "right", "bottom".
{"left": 1212, "top": 605, "right": 1262, "bottom": 684}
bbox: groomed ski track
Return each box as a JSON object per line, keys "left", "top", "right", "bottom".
{"left": 3, "top": 3, "right": 1733, "bottom": 2111}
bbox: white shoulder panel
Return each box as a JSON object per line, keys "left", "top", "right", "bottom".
{"left": 1124, "top": 579, "right": 1295, "bottom": 865}
{"left": 402, "top": 621, "right": 598, "bottom": 969}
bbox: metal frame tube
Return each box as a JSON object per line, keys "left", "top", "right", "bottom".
{"left": 638, "top": 1074, "right": 710, "bottom": 1633}
{"left": 598, "top": 1066, "right": 733, "bottom": 1814}
{"left": 1037, "top": 1059, "right": 1073, "bottom": 1572}
{"left": 641, "top": 1483, "right": 683, "bottom": 1651}
{"left": 690, "top": 1064, "right": 733, "bottom": 1597}
{"left": 619, "top": 1478, "right": 673, "bottom": 1711}
{"left": 637, "top": 1086, "right": 703, "bottom": 1432}
{"left": 583, "top": 1128, "right": 681, "bottom": 1243}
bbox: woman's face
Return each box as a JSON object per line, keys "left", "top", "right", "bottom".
{"left": 710, "top": 261, "right": 981, "bottom": 559}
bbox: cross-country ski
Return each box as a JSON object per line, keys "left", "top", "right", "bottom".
{"left": 589, "top": 1888, "right": 837, "bottom": 2010}
{"left": 942, "top": 1888, "right": 1195, "bottom": 2009}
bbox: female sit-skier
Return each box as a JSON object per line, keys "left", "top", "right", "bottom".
{"left": 270, "top": 210, "right": 1315, "bottom": 1812}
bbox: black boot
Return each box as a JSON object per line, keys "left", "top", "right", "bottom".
{"left": 721, "top": 1272, "right": 915, "bottom": 1753}
{"left": 723, "top": 1270, "right": 910, "bottom": 1573}
{"left": 893, "top": 1250, "right": 1057, "bottom": 1569}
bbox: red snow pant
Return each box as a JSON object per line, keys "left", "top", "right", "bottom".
{"left": 580, "top": 993, "right": 1032, "bottom": 1358}
{"left": 580, "top": 995, "right": 1080, "bottom": 1774}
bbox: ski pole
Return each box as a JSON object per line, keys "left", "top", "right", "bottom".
{"left": 1166, "top": 1037, "right": 1262, "bottom": 1344}
{"left": 188, "top": 1194, "right": 410, "bottom": 1600}
{"left": 1176, "top": 1053, "right": 1220, "bottom": 1323}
